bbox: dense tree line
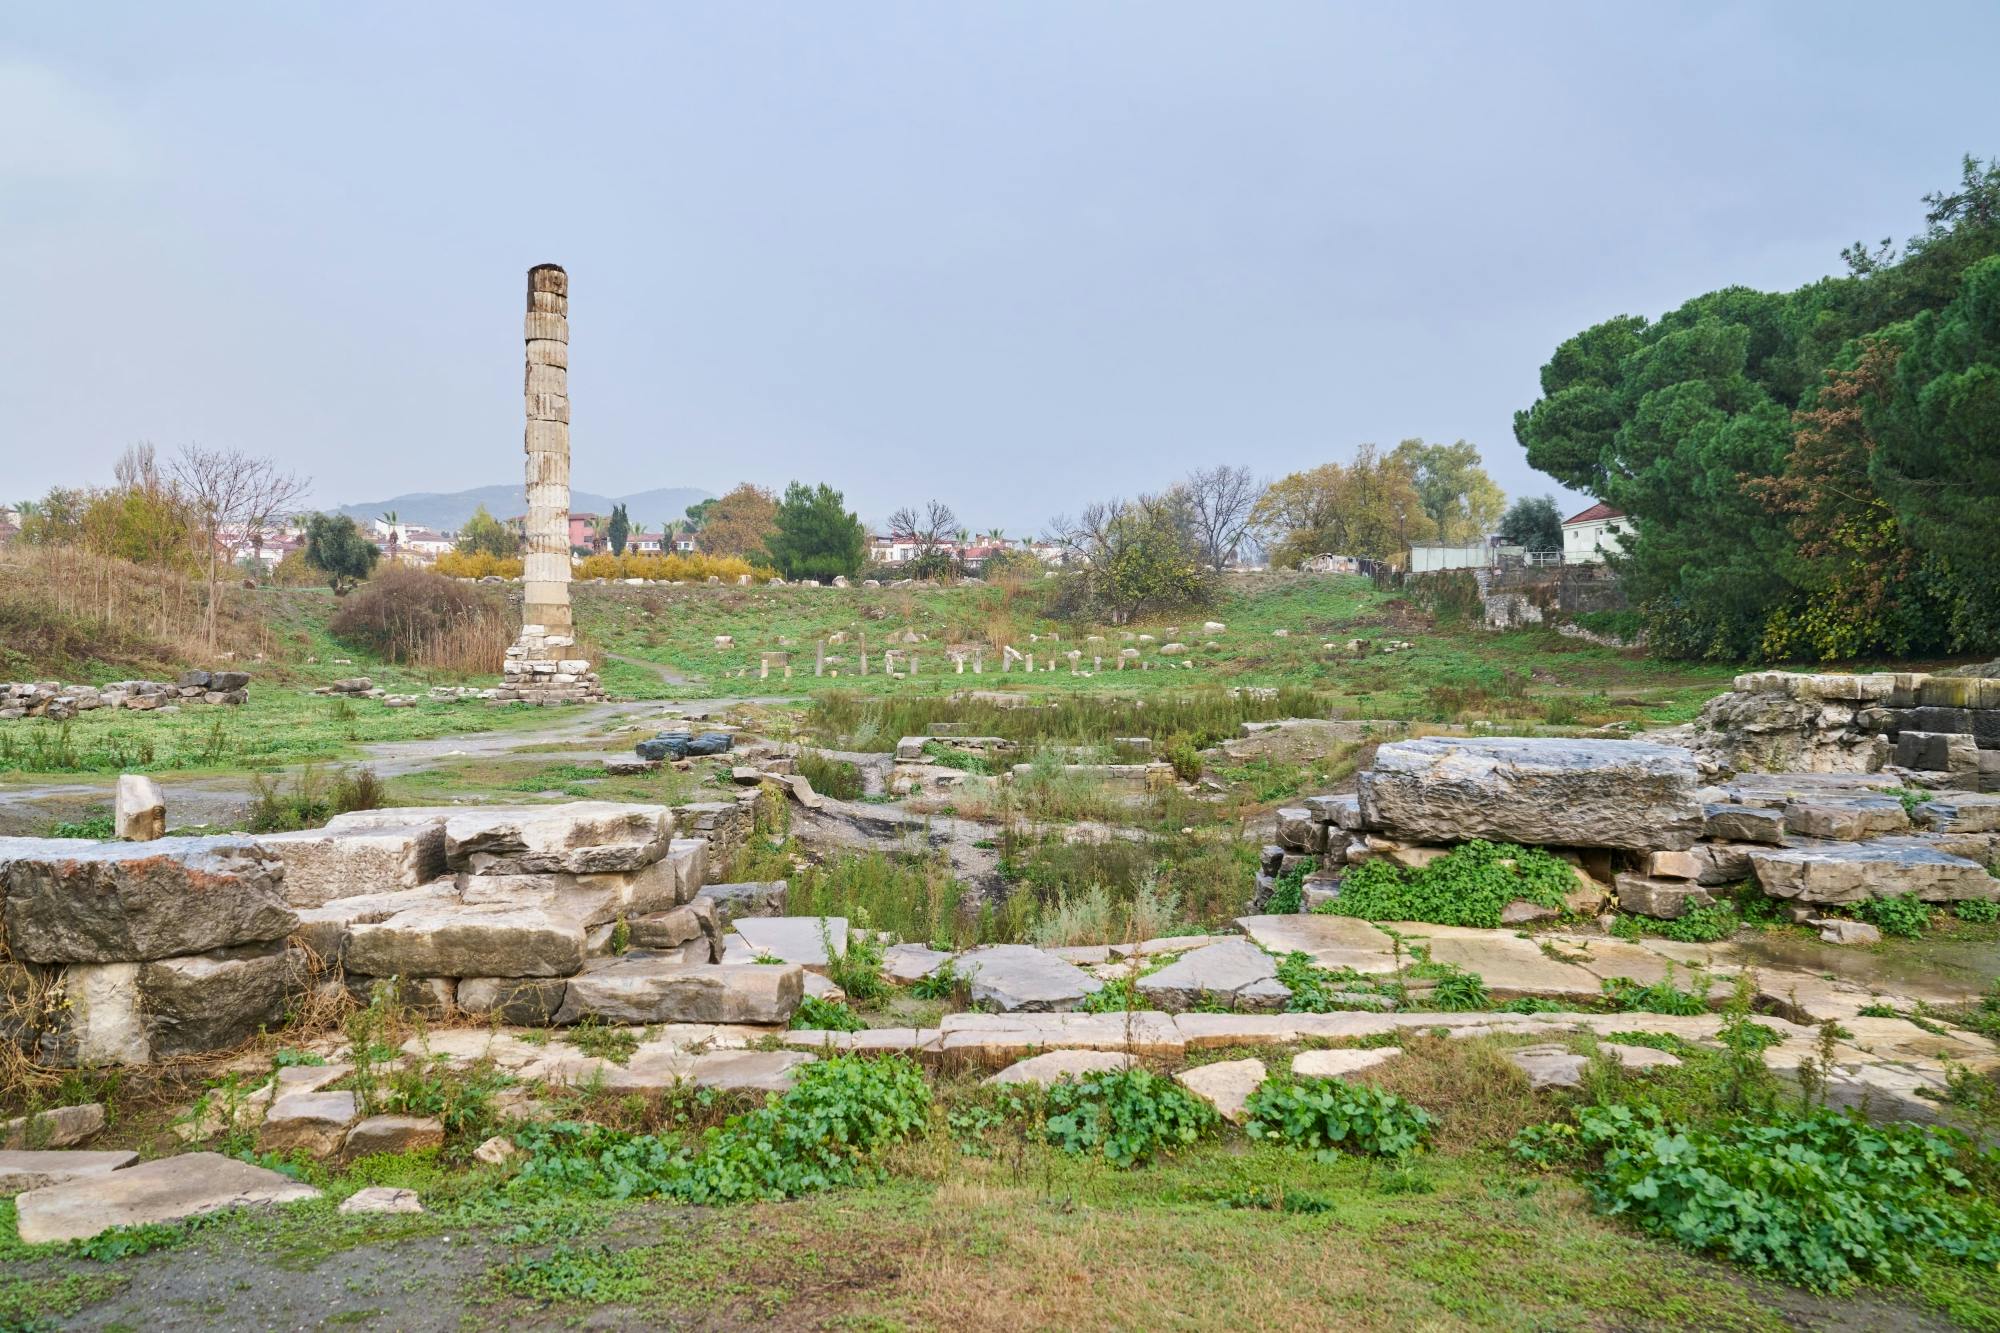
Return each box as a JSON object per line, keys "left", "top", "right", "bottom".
{"left": 1516, "top": 156, "right": 2000, "bottom": 661}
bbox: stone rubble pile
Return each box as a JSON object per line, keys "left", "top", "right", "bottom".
{"left": 1, "top": 671, "right": 250, "bottom": 720}
{"left": 1687, "top": 670, "right": 2000, "bottom": 785}
{"left": 1269, "top": 733, "right": 2000, "bottom": 920}
{"left": 497, "top": 623, "right": 605, "bottom": 705}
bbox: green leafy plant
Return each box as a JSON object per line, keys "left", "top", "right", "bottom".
{"left": 513, "top": 1054, "right": 930, "bottom": 1204}
{"left": 1652, "top": 902, "right": 1740, "bottom": 943}
{"left": 1955, "top": 898, "right": 1999, "bottom": 924}
{"left": 920, "top": 741, "right": 993, "bottom": 776}
{"left": 1599, "top": 966, "right": 1712, "bottom": 1017}
{"left": 1244, "top": 1076, "right": 1436, "bottom": 1163}
{"left": 1566, "top": 1102, "right": 2000, "bottom": 1292}
{"left": 1856, "top": 894, "right": 1932, "bottom": 938}
{"left": 790, "top": 994, "right": 866, "bottom": 1032}
{"left": 1408, "top": 959, "right": 1490, "bottom": 1012}
{"left": 1315, "top": 841, "right": 1575, "bottom": 928}
{"left": 826, "top": 915, "right": 889, "bottom": 1003}
{"left": 1041, "top": 1068, "right": 1219, "bottom": 1168}
{"left": 1263, "top": 863, "right": 1305, "bottom": 916}
{"left": 909, "top": 958, "right": 964, "bottom": 1001}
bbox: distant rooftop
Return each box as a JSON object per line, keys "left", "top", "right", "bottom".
{"left": 1562, "top": 502, "right": 1624, "bottom": 526}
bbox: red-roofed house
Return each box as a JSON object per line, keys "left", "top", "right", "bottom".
{"left": 1562, "top": 502, "right": 1627, "bottom": 565}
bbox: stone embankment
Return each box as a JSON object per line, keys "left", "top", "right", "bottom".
{"left": 1270, "top": 725, "right": 2000, "bottom": 922}
{"left": 0, "top": 800, "right": 803, "bottom": 1067}
{"left": 1685, "top": 669, "right": 2000, "bottom": 781}
{"left": 1, "top": 671, "right": 250, "bottom": 720}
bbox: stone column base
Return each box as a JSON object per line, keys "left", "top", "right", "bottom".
{"left": 499, "top": 625, "right": 606, "bottom": 705}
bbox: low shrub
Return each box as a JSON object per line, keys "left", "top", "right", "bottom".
{"left": 433, "top": 550, "right": 523, "bottom": 579}
{"left": 572, "top": 552, "right": 772, "bottom": 583}
{"left": 1244, "top": 1076, "right": 1436, "bottom": 1162}
{"left": 1956, "top": 898, "right": 1999, "bottom": 924}
{"left": 1315, "top": 840, "right": 1575, "bottom": 929}
{"left": 826, "top": 916, "right": 889, "bottom": 1003}
{"left": 1600, "top": 967, "right": 1713, "bottom": 1016}
{"left": 1651, "top": 901, "right": 1740, "bottom": 943}
{"left": 326, "top": 565, "right": 513, "bottom": 671}
{"left": 1161, "top": 732, "right": 1203, "bottom": 782}
{"left": 1856, "top": 893, "right": 1932, "bottom": 938}
{"left": 1263, "top": 863, "right": 1306, "bottom": 916}
{"left": 1041, "top": 1068, "right": 1219, "bottom": 1167}
{"left": 794, "top": 750, "right": 864, "bottom": 801}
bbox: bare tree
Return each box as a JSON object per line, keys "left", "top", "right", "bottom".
{"left": 173, "top": 444, "right": 310, "bottom": 651}
{"left": 886, "top": 500, "right": 959, "bottom": 557}
{"left": 1184, "top": 464, "right": 1262, "bottom": 572}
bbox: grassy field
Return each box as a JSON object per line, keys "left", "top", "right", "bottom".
{"left": 575, "top": 573, "right": 1746, "bottom": 724}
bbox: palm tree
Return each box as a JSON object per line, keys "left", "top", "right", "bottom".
{"left": 380, "top": 510, "right": 400, "bottom": 563}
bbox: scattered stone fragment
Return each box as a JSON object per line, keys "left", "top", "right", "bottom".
{"left": 473, "top": 1136, "right": 518, "bottom": 1165}
{"left": 1291, "top": 1047, "right": 1402, "bottom": 1079}
{"left": 443, "top": 802, "right": 671, "bottom": 875}
{"left": 1135, "top": 939, "right": 1286, "bottom": 1011}
{"left": 1782, "top": 796, "right": 1910, "bottom": 841}
{"left": 1615, "top": 873, "right": 1715, "bottom": 920}
{"left": 344, "top": 1115, "right": 445, "bottom": 1157}
{"left": 883, "top": 944, "right": 954, "bottom": 983}
{"left": 954, "top": 945, "right": 1103, "bottom": 1012}
{"left": 0, "top": 1104, "right": 105, "bottom": 1150}
{"left": 1595, "top": 1042, "right": 1682, "bottom": 1070}
{"left": 345, "top": 901, "right": 587, "bottom": 978}
{"left": 0, "top": 1150, "right": 136, "bottom": 1196}
{"left": 113, "top": 774, "right": 166, "bottom": 841}
{"left": 1175, "top": 1058, "right": 1267, "bottom": 1123}
{"left": 14, "top": 1152, "right": 319, "bottom": 1244}
{"left": 255, "top": 823, "right": 446, "bottom": 908}
{"left": 257, "top": 1091, "right": 359, "bottom": 1158}
{"left": 339, "top": 1186, "right": 423, "bottom": 1215}
{"left": 984, "top": 1051, "right": 1132, "bottom": 1087}
{"left": 1812, "top": 918, "right": 1883, "bottom": 946}
{"left": 693, "top": 880, "right": 788, "bottom": 924}
{"left": 733, "top": 916, "right": 845, "bottom": 971}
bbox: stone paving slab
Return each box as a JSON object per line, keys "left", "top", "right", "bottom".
{"left": 1379, "top": 923, "right": 1603, "bottom": 1000}
{"left": 1176, "top": 1058, "right": 1265, "bottom": 1122}
{"left": 954, "top": 945, "right": 1103, "bottom": 1012}
{"left": 1234, "top": 914, "right": 1399, "bottom": 974}
{"left": 986, "top": 1050, "right": 1133, "bottom": 1086}
{"left": 14, "top": 1152, "right": 319, "bottom": 1244}
{"left": 0, "top": 1150, "right": 137, "bottom": 1197}
{"left": 733, "top": 916, "right": 846, "bottom": 970}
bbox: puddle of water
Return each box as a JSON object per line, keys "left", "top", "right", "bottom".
{"left": 1728, "top": 931, "right": 1998, "bottom": 1002}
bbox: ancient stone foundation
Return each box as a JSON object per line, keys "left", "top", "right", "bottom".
{"left": 1, "top": 672, "right": 249, "bottom": 721}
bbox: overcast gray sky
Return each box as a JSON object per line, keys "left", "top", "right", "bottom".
{"left": 6, "top": 2, "right": 1994, "bottom": 531}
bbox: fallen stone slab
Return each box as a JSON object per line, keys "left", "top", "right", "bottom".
{"left": 461, "top": 860, "right": 681, "bottom": 925}
{"left": 954, "top": 945, "right": 1103, "bottom": 1012}
{"left": 1135, "top": 939, "right": 1288, "bottom": 1011}
{"left": 1358, "top": 738, "right": 1704, "bottom": 851}
{"left": 693, "top": 880, "right": 788, "bottom": 924}
{"left": 257, "top": 1091, "right": 359, "bottom": 1158}
{"left": 733, "top": 916, "right": 846, "bottom": 971}
{"left": 1750, "top": 842, "right": 2000, "bottom": 904}
{"left": 0, "top": 1150, "right": 136, "bottom": 1196}
{"left": 1812, "top": 918, "right": 1882, "bottom": 946}
{"left": 292, "top": 882, "right": 459, "bottom": 962}
{"left": 1919, "top": 794, "right": 2000, "bottom": 834}
{"left": 0, "top": 1104, "right": 105, "bottom": 1150}
{"left": 985, "top": 1050, "right": 1134, "bottom": 1086}
{"left": 1175, "top": 1058, "right": 1265, "bottom": 1123}
{"left": 444, "top": 802, "right": 672, "bottom": 875}
{"left": 665, "top": 839, "right": 710, "bottom": 903}
{"left": 1782, "top": 797, "right": 1910, "bottom": 841}
{"left": 254, "top": 824, "right": 446, "bottom": 908}
{"left": 783, "top": 1027, "right": 943, "bottom": 1056}
{"left": 1109, "top": 935, "right": 1228, "bottom": 958}
{"left": 1291, "top": 1047, "right": 1403, "bottom": 1079}
{"left": 1702, "top": 803, "right": 1787, "bottom": 845}
{"left": 883, "top": 943, "right": 954, "bottom": 983}
{"left": 1235, "top": 914, "right": 1398, "bottom": 974}
{"left": 344, "top": 1115, "right": 444, "bottom": 1158}
{"left": 1596, "top": 1042, "right": 1682, "bottom": 1070}
{"left": 555, "top": 956, "right": 802, "bottom": 1025}
{"left": 15, "top": 1152, "right": 320, "bottom": 1244}
{"left": 1507, "top": 1044, "right": 1587, "bottom": 1090}
{"left": 0, "top": 837, "right": 296, "bottom": 964}
{"left": 345, "top": 901, "right": 587, "bottom": 978}
{"left": 599, "top": 1048, "right": 815, "bottom": 1095}
{"left": 340, "top": 1186, "right": 422, "bottom": 1215}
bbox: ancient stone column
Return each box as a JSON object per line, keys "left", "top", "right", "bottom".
{"left": 523, "top": 263, "right": 572, "bottom": 634}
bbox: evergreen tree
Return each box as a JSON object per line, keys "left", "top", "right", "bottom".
{"left": 764, "top": 482, "right": 866, "bottom": 580}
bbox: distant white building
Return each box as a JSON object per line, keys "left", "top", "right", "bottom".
{"left": 1562, "top": 502, "right": 1627, "bottom": 564}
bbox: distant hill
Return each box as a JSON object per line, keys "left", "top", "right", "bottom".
{"left": 335, "top": 484, "right": 712, "bottom": 533}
